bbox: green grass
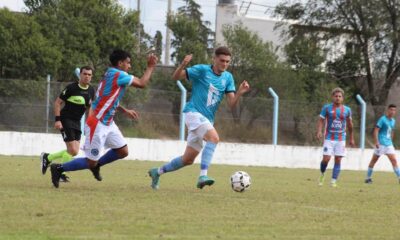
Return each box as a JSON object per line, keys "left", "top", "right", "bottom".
{"left": 1, "top": 155, "right": 400, "bottom": 240}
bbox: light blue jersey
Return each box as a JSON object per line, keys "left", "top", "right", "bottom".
{"left": 376, "top": 115, "right": 395, "bottom": 146}
{"left": 184, "top": 64, "right": 236, "bottom": 123}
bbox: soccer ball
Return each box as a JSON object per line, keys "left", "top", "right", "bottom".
{"left": 230, "top": 171, "right": 251, "bottom": 192}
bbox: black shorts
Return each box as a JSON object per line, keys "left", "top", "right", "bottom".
{"left": 60, "top": 118, "right": 81, "bottom": 142}
{"left": 60, "top": 128, "right": 82, "bottom": 142}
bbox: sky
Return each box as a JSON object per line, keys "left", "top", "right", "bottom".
{"left": 0, "top": 0, "right": 288, "bottom": 63}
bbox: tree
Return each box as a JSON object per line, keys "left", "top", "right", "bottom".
{"left": 24, "top": 0, "right": 152, "bottom": 81}
{"left": 223, "top": 23, "right": 337, "bottom": 144}
{"left": 276, "top": 0, "right": 400, "bottom": 118}
{"left": 0, "top": 8, "right": 61, "bottom": 79}
{"left": 167, "top": 0, "right": 213, "bottom": 64}
{"left": 154, "top": 31, "right": 163, "bottom": 61}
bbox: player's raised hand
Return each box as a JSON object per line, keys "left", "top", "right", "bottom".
{"left": 54, "top": 121, "right": 63, "bottom": 130}
{"left": 182, "top": 54, "right": 192, "bottom": 67}
{"left": 238, "top": 80, "right": 250, "bottom": 95}
{"left": 147, "top": 53, "right": 158, "bottom": 68}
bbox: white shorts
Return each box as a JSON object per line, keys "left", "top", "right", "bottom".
{"left": 374, "top": 145, "right": 396, "bottom": 156}
{"left": 184, "top": 112, "right": 214, "bottom": 152}
{"left": 322, "top": 140, "right": 346, "bottom": 157}
{"left": 82, "top": 116, "right": 127, "bottom": 161}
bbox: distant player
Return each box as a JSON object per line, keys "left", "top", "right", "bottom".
{"left": 317, "top": 87, "right": 355, "bottom": 187}
{"left": 148, "top": 46, "right": 250, "bottom": 190}
{"left": 40, "top": 66, "right": 95, "bottom": 181}
{"left": 49, "top": 49, "right": 158, "bottom": 188}
{"left": 365, "top": 104, "right": 400, "bottom": 184}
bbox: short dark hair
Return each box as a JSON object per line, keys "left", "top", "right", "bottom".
{"left": 214, "top": 46, "right": 231, "bottom": 56}
{"left": 388, "top": 104, "right": 397, "bottom": 108}
{"left": 109, "top": 49, "right": 131, "bottom": 67}
{"left": 80, "top": 66, "right": 93, "bottom": 73}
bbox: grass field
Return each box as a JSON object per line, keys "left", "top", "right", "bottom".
{"left": 1, "top": 155, "right": 400, "bottom": 240}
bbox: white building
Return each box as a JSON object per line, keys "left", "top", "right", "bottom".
{"left": 215, "top": 0, "right": 288, "bottom": 58}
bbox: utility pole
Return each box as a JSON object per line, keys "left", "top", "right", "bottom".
{"left": 137, "top": 0, "right": 141, "bottom": 54}
{"left": 164, "top": 0, "right": 172, "bottom": 65}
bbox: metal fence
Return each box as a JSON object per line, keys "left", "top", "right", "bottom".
{"left": 0, "top": 78, "right": 396, "bottom": 147}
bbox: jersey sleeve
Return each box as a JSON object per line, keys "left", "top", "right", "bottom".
{"left": 319, "top": 105, "right": 327, "bottom": 119}
{"left": 117, "top": 71, "right": 134, "bottom": 87}
{"left": 186, "top": 64, "right": 205, "bottom": 83}
{"left": 87, "top": 86, "right": 96, "bottom": 107}
{"left": 347, "top": 107, "right": 352, "bottom": 119}
{"left": 59, "top": 84, "right": 73, "bottom": 101}
{"left": 376, "top": 117, "right": 384, "bottom": 128}
{"left": 225, "top": 74, "right": 236, "bottom": 93}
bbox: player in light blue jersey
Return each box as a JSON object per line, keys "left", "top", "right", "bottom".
{"left": 365, "top": 104, "right": 400, "bottom": 184}
{"left": 317, "top": 88, "right": 355, "bottom": 187}
{"left": 148, "top": 46, "right": 250, "bottom": 190}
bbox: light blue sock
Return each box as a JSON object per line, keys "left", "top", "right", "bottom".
{"left": 367, "top": 167, "right": 373, "bottom": 179}
{"left": 200, "top": 142, "right": 217, "bottom": 176}
{"left": 332, "top": 163, "right": 341, "bottom": 180}
{"left": 393, "top": 167, "right": 400, "bottom": 178}
{"left": 98, "top": 149, "right": 120, "bottom": 166}
{"left": 320, "top": 162, "right": 328, "bottom": 174}
{"left": 159, "top": 156, "right": 184, "bottom": 174}
{"left": 62, "top": 157, "right": 88, "bottom": 172}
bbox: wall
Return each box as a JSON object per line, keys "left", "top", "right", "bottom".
{"left": 1, "top": 131, "right": 396, "bottom": 172}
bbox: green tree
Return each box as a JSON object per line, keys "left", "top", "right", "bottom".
{"left": 154, "top": 31, "right": 163, "bottom": 61}
{"left": 24, "top": 0, "right": 151, "bottom": 81}
{"left": 167, "top": 0, "right": 213, "bottom": 64}
{"left": 0, "top": 8, "right": 61, "bottom": 79}
{"left": 223, "top": 23, "right": 336, "bottom": 144}
{"left": 276, "top": 0, "right": 400, "bottom": 118}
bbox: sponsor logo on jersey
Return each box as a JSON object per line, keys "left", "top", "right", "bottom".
{"left": 207, "top": 84, "right": 220, "bottom": 107}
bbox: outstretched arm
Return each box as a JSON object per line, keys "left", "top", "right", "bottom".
{"left": 117, "top": 105, "right": 139, "bottom": 120}
{"left": 132, "top": 54, "right": 158, "bottom": 88}
{"left": 316, "top": 117, "right": 325, "bottom": 141}
{"left": 347, "top": 117, "right": 355, "bottom": 147}
{"left": 172, "top": 54, "right": 192, "bottom": 81}
{"left": 225, "top": 80, "right": 250, "bottom": 111}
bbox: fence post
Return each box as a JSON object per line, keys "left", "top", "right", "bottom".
{"left": 356, "top": 94, "right": 366, "bottom": 150}
{"left": 177, "top": 80, "right": 187, "bottom": 141}
{"left": 46, "top": 74, "right": 51, "bottom": 133}
{"left": 268, "top": 87, "right": 279, "bottom": 145}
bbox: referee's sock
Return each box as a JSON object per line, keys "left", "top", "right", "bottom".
{"left": 48, "top": 150, "right": 68, "bottom": 162}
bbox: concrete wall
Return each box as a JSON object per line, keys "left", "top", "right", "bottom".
{"left": 1, "top": 131, "right": 397, "bottom": 172}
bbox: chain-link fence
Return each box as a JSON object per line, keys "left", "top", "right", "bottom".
{"left": 1, "top": 78, "right": 397, "bottom": 146}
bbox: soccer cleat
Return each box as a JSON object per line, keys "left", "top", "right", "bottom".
{"left": 40, "top": 152, "right": 50, "bottom": 175}
{"left": 331, "top": 181, "right": 338, "bottom": 188}
{"left": 318, "top": 174, "right": 325, "bottom": 186}
{"left": 365, "top": 178, "right": 373, "bottom": 184}
{"left": 90, "top": 165, "right": 102, "bottom": 181}
{"left": 197, "top": 175, "right": 215, "bottom": 189}
{"left": 148, "top": 168, "right": 160, "bottom": 190}
{"left": 60, "top": 173, "right": 70, "bottom": 183}
{"left": 50, "top": 164, "right": 63, "bottom": 188}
